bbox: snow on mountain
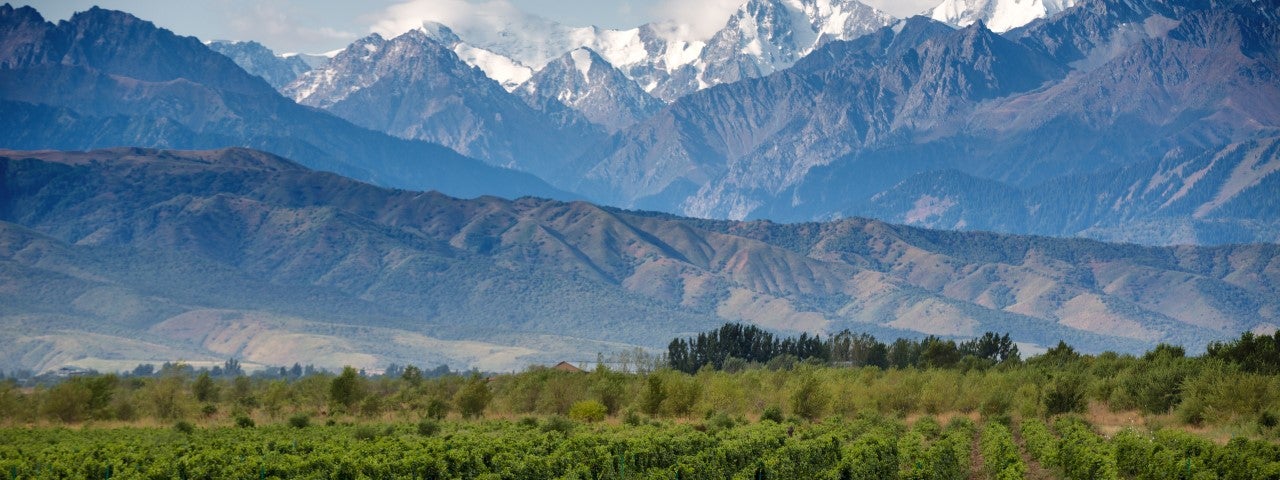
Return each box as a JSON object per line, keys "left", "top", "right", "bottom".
{"left": 376, "top": 0, "right": 895, "bottom": 102}
{"left": 418, "top": 21, "right": 532, "bottom": 91}
{"left": 690, "top": 0, "right": 895, "bottom": 96}
{"left": 929, "top": 0, "right": 1078, "bottom": 32}
{"left": 206, "top": 40, "right": 312, "bottom": 90}
{"left": 284, "top": 34, "right": 388, "bottom": 107}
{"left": 517, "top": 47, "right": 664, "bottom": 132}
{"left": 282, "top": 28, "right": 603, "bottom": 181}
{"left": 282, "top": 50, "right": 338, "bottom": 69}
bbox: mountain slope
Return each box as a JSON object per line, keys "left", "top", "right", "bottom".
{"left": 3, "top": 147, "right": 1277, "bottom": 372}
{"left": 385, "top": 0, "right": 893, "bottom": 102}
{"left": 930, "top": 0, "right": 1079, "bottom": 32}
{"left": 860, "top": 135, "right": 1280, "bottom": 245}
{"left": 583, "top": 0, "right": 1280, "bottom": 245}
{"left": 580, "top": 17, "right": 1063, "bottom": 217}
{"left": 688, "top": 0, "right": 894, "bottom": 96}
{"left": 517, "top": 47, "right": 665, "bottom": 133}
{"left": 0, "top": 5, "right": 567, "bottom": 201}
{"left": 206, "top": 40, "right": 312, "bottom": 90}
{"left": 285, "top": 29, "right": 604, "bottom": 183}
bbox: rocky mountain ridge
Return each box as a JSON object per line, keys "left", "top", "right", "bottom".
{"left": 0, "top": 4, "right": 566, "bottom": 201}
{"left": 2, "top": 147, "right": 1277, "bottom": 372}
{"left": 206, "top": 40, "right": 313, "bottom": 90}
{"left": 284, "top": 28, "right": 602, "bottom": 180}
{"left": 575, "top": 0, "right": 1280, "bottom": 245}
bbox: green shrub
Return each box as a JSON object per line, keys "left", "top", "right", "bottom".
{"left": 791, "top": 373, "right": 830, "bottom": 421}
{"left": 353, "top": 425, "right": 379, "bottom": 441}
{"left": 426, "top": 398, "right": 450, "bottom": 420}
{"left": 173, "top": 420, "right": 195, "bottom": 434}
{"left": 456, "top": 377, "right": 492, "bottom": 419}
{"left": 1260, "top": 411, "right": 1279, "bottom": 430}
{"left": 1043, "top": 372, "right": 1088, "bottom": 415}
{"left": 568, "top": 400, "right": 607, "bottom": 423}
{"left": 288, "top": 414, "right": 310, "bottom": 429}
{"left": 542, "top": 415, "right": 575, "bottom": 434}
{"left": 417, "top": 419, "right": 440, "bottom": 436}
{"left": 761, "top": 406, "right": 784, "bottom": 423}
{"left": 234, "top": 415, "right": 255, "bottom": 428}
{"left": 623, "top": 409, "right": 644, "bottom": 426}
{"left": 705, "top": 411, "right": 735, "bottom": 433}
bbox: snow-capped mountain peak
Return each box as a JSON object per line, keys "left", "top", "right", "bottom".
{"left": 206, "top": 40, "right": 313, "bottom": 91}
{"left": 371, "top": 0, "right": 894, "bottom": 102}
{"left": 929, "top": 0, "right": 1079, "bottom": 33}
{"left": 691, "top": 0, "right": 893, "bottom": 94}
{"left": 415, "top": 21, "right": 532, "bottom": 91}
{"left": 517, "top": 47, "right": 663, "bottom": 133}
{"left": 284, "top": 33, "right": 387, "bottom": 106}
{"left": 569, "top": 48, "right": 595, "bottom": 82}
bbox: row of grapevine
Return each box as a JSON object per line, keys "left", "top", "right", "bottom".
{"left": 1017, "top": 418, "right": 1057, "bottom": 467}
{"left": 4, "top": 416, "right": 1276, "bottom": 479}
{"left": 0, "top": 417, "right": 921, "bottom": 480}
{"left": 1113, "top": 428, "right": 1280, "bottom": 480}
{"left": 980, "top": 422, "right": 1026, "bottom": 480}
{"left": 898, "top": 417, "right": 973, "bottom": 480}
{"left": 1020, "top": 415, "right": 1280, "bottom": 480}
{"left": 1054, "top": 417, "right": 1120, "bottom": 480}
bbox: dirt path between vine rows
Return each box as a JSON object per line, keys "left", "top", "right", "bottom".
{"left": 969, "top": 427, "right": 985, "bottom": 480}
{"left": 1011, "top": 420, "right": 1057, "bottom": 480}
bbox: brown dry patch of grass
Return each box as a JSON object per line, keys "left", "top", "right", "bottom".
{"left": 1083, "top": 402, "right": 1255, "bottom": 445}
{"left": 1085, "top": 401, "right": 1147, "bottom": 437}
{"left": 905, "top": 410, "right": 980, "bottom": 427}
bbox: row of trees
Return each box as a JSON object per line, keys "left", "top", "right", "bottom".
{"left": 2, "top": 329, "right": 1278, "bottom": 437}
{"left": 1207, "top": 330, "right": 1280, "bottom": 374}
{"left": 667, "top": 323, "right": 1020, "bottom": 373}
{"left": 666, "top": 323, "right": 827, "bottom": 373}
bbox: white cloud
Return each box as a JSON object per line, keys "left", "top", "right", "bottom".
{"left": 369, "top": 0, "right": 527, "bottom": 39}
{"left": 861, "top": 0, "right": 942, "bottom": 18}
{"left": 225, "top": 3, "right": 357, "bottom": 49}
{"left": 650, "top": 0, "right": 742, "bottom": 40}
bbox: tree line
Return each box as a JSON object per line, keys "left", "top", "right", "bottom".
{"left": 667, "top": 323, "right": 1019, "bottom": 373}
{"left": 1, "top": 328, "right": 1278, "bottom": 439}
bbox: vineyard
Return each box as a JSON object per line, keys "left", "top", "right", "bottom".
{"left": 3, "top": 329, "right": 1280, "bottom": 478}
{"left": 3, "top": 413, "right": 1280, "bottom": 479}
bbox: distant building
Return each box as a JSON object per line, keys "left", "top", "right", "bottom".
{"left": 553, "top": 361, "right": 585, "bottom": 373}
{"left": 51, "top": 366, "right": 91, "bottom": 377}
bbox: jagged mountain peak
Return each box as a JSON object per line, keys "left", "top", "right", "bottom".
{"left": 418, "top": 20, "right": 462, "bottom": 45}
{"left": 929, "top": 0, "right": 1080, "bottom": 32}
{"left": 4, "top": 5, "right": 275, "bottom": 98}
{"left": 694, "top": 0, "right": 894, "bottom": 92}
{"left": 0, "top": 3, "right": 43, "bottom": 23}
{"left": 66, "top": 4, "right": 146, "bottom": 26}
{"left": 374, "top": 0, "right": 894, "bottom": 103}
{"left": 206, "top": 39, "right": 312, "bottom": 90}
{"left": 518, "top": 46, "right": 663, "bottom": 133}
{"left": 0, "top": 3, "right": 568, "bottom": 202}
{"left": 284, "top": 24, "right": 604, "bottom": 181}
{"left": 284, "top": 30, "right": 457, "bottom": 108}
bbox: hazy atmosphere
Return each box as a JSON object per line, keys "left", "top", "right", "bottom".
{"left": 27, "top": 0, "right": 940, "bottom": 53}
{"left": 2, "top": 0, "right": 1279, "bottom": 475}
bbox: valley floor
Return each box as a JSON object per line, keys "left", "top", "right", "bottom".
{"left": 1, "top": 410, "right": 1275, "bottom": 479}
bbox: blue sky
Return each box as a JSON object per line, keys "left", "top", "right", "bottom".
{"left": 27, "top": 0, "right": 939, "bottom": 54}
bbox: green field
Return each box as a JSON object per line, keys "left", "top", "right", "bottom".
{"left": 3, "top": 413, "right": 1280, "bottom": 479}
{"left": 3, "top": 329, "right": 1280, "bottom": 478}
